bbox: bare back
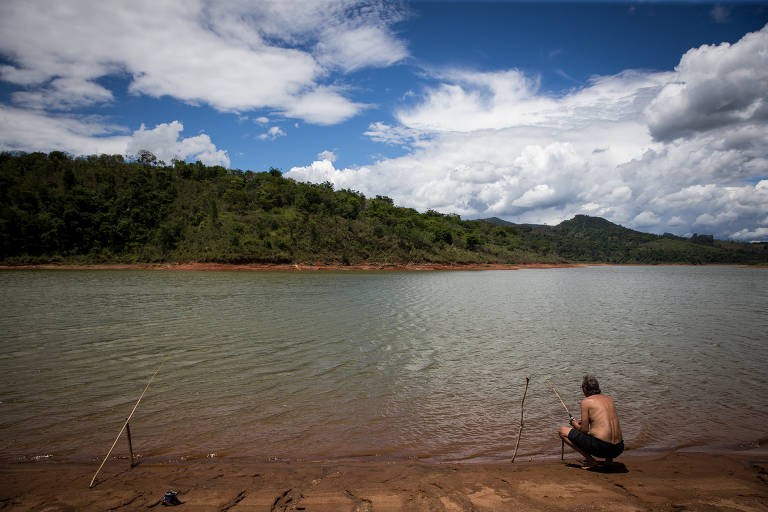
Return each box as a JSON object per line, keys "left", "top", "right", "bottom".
{"left": 581, "top": 394, "right": 622, "bottom": 444}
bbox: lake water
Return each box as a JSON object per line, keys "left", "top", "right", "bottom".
{"left": 1, "top": 266, "right": 766, "bottom": 464}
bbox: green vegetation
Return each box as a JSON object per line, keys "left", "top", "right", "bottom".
{"left": 483, "top": 215, "right": 767, "bottom": 265}
{"left": 1, "top": 151, "right": 766, "bottom": 266}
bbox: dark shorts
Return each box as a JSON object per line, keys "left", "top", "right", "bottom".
{"left": 568, "top": 429, "right": 624, "bottom": 459}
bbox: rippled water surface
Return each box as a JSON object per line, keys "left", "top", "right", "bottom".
{"left": 1, "top": 266, "right": 766, "bottom": 463}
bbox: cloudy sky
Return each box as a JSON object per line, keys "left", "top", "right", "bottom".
{"left": 1, "top": 1, "right": 767, "bottom": 241}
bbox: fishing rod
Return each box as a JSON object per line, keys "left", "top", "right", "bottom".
{"left": 546, "top": 377, "right": 575, "bottom": 423}
{"left": 89, "top": 357, "right": 167, "bottom": 488}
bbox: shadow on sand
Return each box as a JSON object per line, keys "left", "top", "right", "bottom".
{"left": 565, "top": 461, "right": 629, "bottom": 473}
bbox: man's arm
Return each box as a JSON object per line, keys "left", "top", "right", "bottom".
{"left": 571, "top": 400, "right": 590, "bottom": 434}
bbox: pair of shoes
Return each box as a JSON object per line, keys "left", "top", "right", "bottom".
{"left": 162, "top": 490, "right": 182, "bottom": 506}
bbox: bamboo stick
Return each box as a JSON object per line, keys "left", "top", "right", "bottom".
{"left": 511, "top": 376, "right": 530, "bottom": 463}
{"left": 89, "top": 361, "right": 165, "bottom": 488}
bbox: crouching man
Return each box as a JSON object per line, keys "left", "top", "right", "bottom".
{"left": 558, "top": 375, "right": 624, "bottom": 466}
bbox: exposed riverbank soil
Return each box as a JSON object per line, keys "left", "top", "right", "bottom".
{"left": 0, "top": 262, "right": 584, "bottom": 271}
{"left": 2, "top": 452, "right": 767, "bottom": 511}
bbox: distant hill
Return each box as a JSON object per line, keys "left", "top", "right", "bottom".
{"left": 482, "top": 214, "right": 767, "bottom": 264}
{"left": 480, "top": 217, "right": 515, "bottom": 227}
{"left": 1, "top": 151, "right": 766, "bottom": 266}
{"left": 479, "top": 217, "right": 545, "bottom": 229}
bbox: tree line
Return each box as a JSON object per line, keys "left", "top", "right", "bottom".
{"left": 1, "top": 151, "right": 765, "bottom": 266}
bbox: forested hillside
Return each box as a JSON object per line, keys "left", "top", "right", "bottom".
{"left": 1, "top": 152, "right": 766, "bottom": 266}
{"left": 484, "top": 216, "right": 767, "bottom": 264}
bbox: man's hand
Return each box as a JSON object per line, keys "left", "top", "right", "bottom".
{"left": 570, "top": 418, "right": 582, "bottom": 429}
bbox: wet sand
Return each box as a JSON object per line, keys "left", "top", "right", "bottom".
{"left": 2, "top": 452, "right": 767, "bottom": 511}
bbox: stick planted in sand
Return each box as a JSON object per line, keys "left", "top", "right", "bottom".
{"left": 89, "top": 360, "right": 165, "bottom": 488}
{"left": 511, "top": 376, "right": 530, "bottom": 463}
{"left": 126, "top": 422, "right": 135, "bottom": 468}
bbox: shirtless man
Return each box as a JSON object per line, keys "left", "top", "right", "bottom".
{"left": 558, "top": 375, "right": 624, "bottom": 466}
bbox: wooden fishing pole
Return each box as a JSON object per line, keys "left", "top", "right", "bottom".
{"left": 89, "top": 359, "right": 165, "bottom": 488}
{"left": 546, "top": 378, "right": 574, "bottom": 461}
{"left": 511, "top": 376, "right": 529, "bottom": 463}
{"left": 546, "top": 378, "right": 574, "bottom": 422}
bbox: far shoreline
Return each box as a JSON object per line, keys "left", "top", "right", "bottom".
{"left": 0, "top": 262, "right": 579, "bottom": 271}
{"left": 1, "top": 261, "right": 764, "bottom": 272}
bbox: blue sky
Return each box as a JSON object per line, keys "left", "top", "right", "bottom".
{"left": 1, "top": 1, "right": 767, "bottom": 241}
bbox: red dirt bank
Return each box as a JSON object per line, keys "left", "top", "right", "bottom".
{"left": 0, "top": 262, "right": 582, "bottom": 271}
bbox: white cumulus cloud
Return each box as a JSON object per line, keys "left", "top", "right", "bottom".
{"left": 11, "top": 77, "right": 114, "bottom": 110}
{"left": 258, "top": 126, "right": 287, "bottom": 141}
{"left": 0, "top": 108, "right": 229, "bottom": 166}
{"left": 633, "top": 211, "right": 662, "bottom": 227}
{"left": 0, "top": 105, "right": 130, "bottom": 155}
{"left": 317, "top": 150, "right": 337, "bottom": 162}
{"left": 315, "top": 25, "right": 408, "bottom": 72}
{"left": 645, "top": 24, "right": 768, "bottom": 142}
{"left": 0, "top": 0, "right": 408, "bottom": 124}
{"left": 126, "top": 121, "right": 229, "bottom": 166}
{"left": 287, "top": 24, "right": 768, "bottom": 241}
{"left": 730, "top": 226, "right": 768, "bottom": 241}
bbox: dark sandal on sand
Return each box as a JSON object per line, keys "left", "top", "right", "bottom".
{"left": 162, "top": 490, "right": 182, "bottom": 506}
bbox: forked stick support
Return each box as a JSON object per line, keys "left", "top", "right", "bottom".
{"left": 126, "top": 422, "right": 135, "bottom": 468}
{"left": 511, "top": 376, "right": 530, "bottom": 463}
{"left": 89, "top": 359, "right": 165, "bottom": 488}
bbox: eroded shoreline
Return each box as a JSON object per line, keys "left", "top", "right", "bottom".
{"left": 3, "top": 261, "right": 763, "bottom": 272}
{"left": 0, "top": 262, "right": 582, "bottom": 271}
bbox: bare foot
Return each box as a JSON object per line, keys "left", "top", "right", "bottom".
{"left": 579, "top": 458, "right": 601, "bottom": 470}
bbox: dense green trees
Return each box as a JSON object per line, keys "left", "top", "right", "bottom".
{"left": 1, "top": 151, "right": 766, "bottom": 265}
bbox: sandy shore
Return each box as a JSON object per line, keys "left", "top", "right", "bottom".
{"left": 2, "top": 452, "right": 767, "bottom": 511}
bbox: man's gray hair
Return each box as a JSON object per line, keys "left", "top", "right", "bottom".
{"left": 582, "top": 374, "right": 601, "bottom": 396}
